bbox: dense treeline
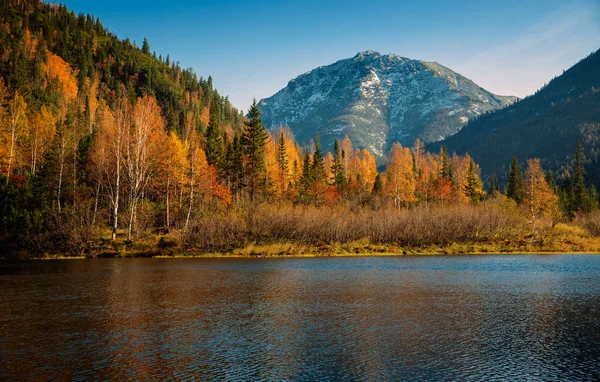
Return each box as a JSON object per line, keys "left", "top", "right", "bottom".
{"left": 1, "top": 0, "right": 600, "bottom": 258}
{"left": 433, "top": 48, "right": 600, "bottom": 185}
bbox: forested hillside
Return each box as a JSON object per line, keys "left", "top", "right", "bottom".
{"left": 431, "top": 49, "right": 600, "bottom": 185}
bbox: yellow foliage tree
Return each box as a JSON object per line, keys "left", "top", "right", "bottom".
{"left": 384, "top": 143, "right": 417, "bottom": 207}
{"left": 525, "top": 158, "right": 558, "bottom": 234}
{"left": 28, "top": 105, "right": 56, "bottom": 175}
{"left": 154, "top": 132, "right": 188, "bottom": 229}
{"left": 90, "top": 100, "right": 128, "bottom": 240}
{"left": 125, "top": 96, "right": 167, "bottom": 239}
{"left": 2, "top": 92, "right": 28, "bottom": 183}
{"left": 359, "top": 149, "right": 378, "bottom": 189}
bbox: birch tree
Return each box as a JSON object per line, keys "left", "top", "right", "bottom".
{"left": 124, "top": 96, "right": 165, "bottom": 240}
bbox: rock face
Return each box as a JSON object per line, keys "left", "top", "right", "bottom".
{"left": 259, "top": 50, "right": 517, "bottom": 163}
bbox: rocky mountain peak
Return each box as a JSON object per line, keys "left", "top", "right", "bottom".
{"left": 259, "top": 51, "right": 517, "bottom": 163}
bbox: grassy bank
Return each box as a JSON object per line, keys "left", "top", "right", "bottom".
{"left": 39, "top": 222, "right": 600, "bottom": 259}
{"left": 8, "top": 200, "right": 600, "bottom": 260}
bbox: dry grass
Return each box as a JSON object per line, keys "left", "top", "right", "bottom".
{"left": 43, "top": 198, "right": 600, "bottom": 258}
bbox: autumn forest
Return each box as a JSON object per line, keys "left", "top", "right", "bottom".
{"left": 1, "top": 0, "right": 600, "bottom": 258}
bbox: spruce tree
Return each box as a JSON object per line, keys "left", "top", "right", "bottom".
{"left": 277, "top": 131, "right": 288, "bottom": 178}
{"left": 227, "top": 134, "right": 245, "bottom": 196}
{"left": 300, "top": 152, "right": 312, "bottom": 191}
{"left": 242, "top": 99, "right": 268, "bottom": 200}
{"left": 142, "top": 37, "right": 150, "bottom": 55}
{"left": 204, "top": 101, "right": 225, "bottom": 176}
{"left": 506, "top": 156, "right": 525, "bottom": 204}
{"left": 331, "top": 140, "right": 345, "bottom": 188}
{"left": 372, "top": 173, "right": 383, "bottom": 196}
{"left": 463, "top": 159, "right": 483, "bottom": 205}
{"left": 440, "top": 146, "right": 453, "bottom": 182}
{"left": 311, "top": 135, "right": 325, "bottom": 184}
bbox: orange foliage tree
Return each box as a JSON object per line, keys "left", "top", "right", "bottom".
{"left": 125, "top": 96, "right": 167, "bottom": 239}
{"left": 384, "top": 143, "right": 417, "bottom": 208}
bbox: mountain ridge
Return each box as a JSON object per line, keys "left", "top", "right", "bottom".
{"left": 259, "top": 50, "right": 517, "bottom": 163}
{"left": 428, "top": 48, "right": 600, "bottom": 185}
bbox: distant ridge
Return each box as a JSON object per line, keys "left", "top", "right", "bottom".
{"left": 429, "top": 48, "right": 600, "bottom": 184}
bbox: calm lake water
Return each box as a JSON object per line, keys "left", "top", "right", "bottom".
{"left": 1, "top": 255, "right": 600, "bottom": 381}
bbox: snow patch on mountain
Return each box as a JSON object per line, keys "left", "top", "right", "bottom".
{"left": 259, "top": 51, "right": 517, "bottom": 163}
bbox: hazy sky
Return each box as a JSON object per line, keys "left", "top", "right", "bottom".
{"left": 61, "top": 0, "right": 600, "bottom": 112}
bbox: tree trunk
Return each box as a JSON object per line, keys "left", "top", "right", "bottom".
{"left": 6, "top": 129, "right": 15, "bottom": 184}
{"left": 57, "top": 135, "right": 65, "bottom": 212}
{"left": 111, "top": 154, "right": 121, "bottom": 241}
{"left": 185, "top": 179, "right": 194, "bottom": 232}
{"left": 166, "top": 174, "right": 170, "bottom": 230}
{"left": 92, "top": 182, "right": 100, "bottom": 226}
{"left": 128, "top": 194, "right": 136, "bottom": 241}
{"left": 31, "top": 132, "right": 37, "bottom": 176}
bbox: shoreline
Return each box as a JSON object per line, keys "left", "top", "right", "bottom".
{"left": 10, "top": 250, "right": 600, "bottom": 260}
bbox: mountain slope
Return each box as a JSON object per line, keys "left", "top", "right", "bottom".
{"left": 429, "top": 49, "right": 600, "bottom": 183}
{"left": 259, "top": 51, "right": 516, "bottom": 163}
{"left": 0, "top": 0, "right": 242, "bottom": 136}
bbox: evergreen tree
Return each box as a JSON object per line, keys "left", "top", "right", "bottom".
{"left": 242, "top": 99, "right": 268, "bottom": 200}
{"left": 372, "top": 173, "right": 383, "bottom": 196}
{"left": 227, "top": 134, "right": 245, "bottom": 196}
{"left": 311, "top": 135, "right": 325, "bottom": 184}
{"left": 276, "top": 130, "right": 289, "bottom": 193}
{"left": 463, "top": 159, "right": 483, "bottom": 205}
{"left": 440, "top": 146, "right": 453, "bottom": 182}
{"left": 331, "top": 140, "right": 346, "bottom": 188}
{"left": 277, "top": 131, "right": 288, "bottom": 178}
{"left": 506, "top": 156, "right": 525, "bottom": 204}
{"left": 142, "top": 37, "right": 150, "bottom": 55}
{"left": 300, "top": 152, "right": 312, "bottom": 191}
{"left": 204, "top": 101, "right": 225, "bottom": 176}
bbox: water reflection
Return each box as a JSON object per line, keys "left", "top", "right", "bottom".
{"left": 1, "top": 256, "right": 600, "bottom": 380}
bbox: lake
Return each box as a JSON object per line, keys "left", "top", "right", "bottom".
{"left": 1, "top": 255, "right": 600, "bottom": 380}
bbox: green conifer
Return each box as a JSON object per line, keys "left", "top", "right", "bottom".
{"left": 242, "top": 99, "right": 268, "bottom": 200}
{"left": 506, "top": 156, "right": 525, "bottom": 204}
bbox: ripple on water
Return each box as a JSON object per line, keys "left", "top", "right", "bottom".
{"left": 1, "top": 256, "right": 600, "bottom": 380}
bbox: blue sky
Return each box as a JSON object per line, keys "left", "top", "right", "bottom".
{"left": 61, "top": 0, "right": 600, "bottom": 112}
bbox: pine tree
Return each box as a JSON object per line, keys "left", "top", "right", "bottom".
{"left": 142, "top": 37, "right": 150, "bottom": 55}
{"left": 311, "top": 135, "right": 325, "bottom": 184}
{"left": 507, "top": 156, "right": 525, "bottom": 204}
{"left": 440, "top": 146, "right": 453, "bottom": 182}
{"left": 204, "top": 101, "right": 225, "bottom": 176}
{"left": 372, "top": 173, "right": 383, "bottom": 196}
{"left": 331, "top": 140, "right": 346, "bottom": 188}
{"left": 300, "top": 152, "right": 312, "bottom": 191}
{"left": 227, "top": 133, "right": 245, "bottom": 196}
{"left": 277, "top": 131, "right": 288, "bottom": 178}
{"left": 242, "top": 99, "right": 268, "bottom": 200}
{"left": 463, "top": 159, "right": 483, "bottom": 205}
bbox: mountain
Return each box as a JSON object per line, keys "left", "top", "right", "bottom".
{"left": 429, "top": 48, "right": 600, "bottom": 184}
{"left": 258, "top": 51, "right": 517, "bottom": 163}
